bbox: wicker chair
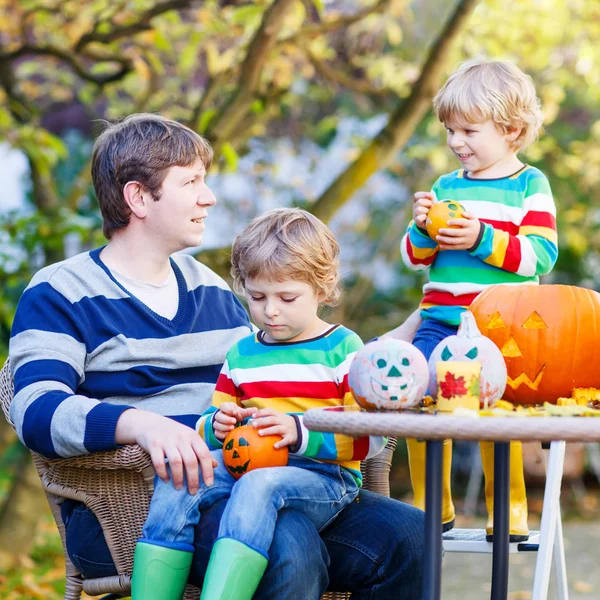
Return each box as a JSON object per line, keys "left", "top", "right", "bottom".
{"left": 0, "top": 358, "right": 396, "bottom": 600}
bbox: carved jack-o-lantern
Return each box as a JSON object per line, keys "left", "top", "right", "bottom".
{"left": 223, "top": 424, "right": 288, "bottom": 480}
{"left": 470, "top": 284, "right": 600, "bottom": 405}
{"left": 428, "top": 310, "right": 507, "bottom": 406}
{"left": 349, "top": 339, "right": 429, "bottom": 410}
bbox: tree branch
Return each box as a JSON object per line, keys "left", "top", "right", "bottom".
{"left": 74, "top": 0, "right": 195, "bottom": 51}
{"left": 2, "top": 44, "right": 133, "bottom": 85}
{"left": 308, "top": 52, "right": 389, "bottom": 98}
{"left": 311, "top": 0, "right": 480, "bottom": 223}
{"left": 205, "top": 0, "right": 297, "bottom": 146}
{"left": 286, "top": 0, "right": 392, "bottom": 43}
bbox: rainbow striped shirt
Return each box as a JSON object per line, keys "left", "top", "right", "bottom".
{"left": 196, "top": 325, "right": 387, "bottom": 484}
{"left": 401, "top": 166, "right": 558, "bottom": 325}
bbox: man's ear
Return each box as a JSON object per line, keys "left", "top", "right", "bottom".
{"left": 123, "top": 181, "right": 148, "bottom": 218}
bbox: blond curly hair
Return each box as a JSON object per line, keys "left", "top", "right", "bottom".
{"left": 433, "top": 59, "right": 543, "bottom": 150}
{"left": 230, "top": 208, "right": 341, "bottom": 306}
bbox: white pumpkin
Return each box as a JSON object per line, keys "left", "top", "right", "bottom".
{"left": 428, "top": 310, "right": 507, "bottom": 405}
{"left": 349, "top": 339, "right": 429, "bottom": 410}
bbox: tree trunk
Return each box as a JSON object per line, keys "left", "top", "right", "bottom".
{"left": 311, "top": 0, "right": 480, "bottom": 223}
{"left": 0, "top": 450, "right": 49, "bottom": 570}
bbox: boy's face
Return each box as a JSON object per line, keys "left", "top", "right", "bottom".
{"left": 444, "top": 118, "right": 521, "bottom": 178}
{"left": 145, "top": 158, "right": 216, "bottom": 253}
{"left": 245, "top": 277, "right": 327, "bottom": 344}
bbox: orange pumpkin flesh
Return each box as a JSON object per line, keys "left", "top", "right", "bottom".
{"left": 223, "top": 425, "right": 288, "bottom": 480}
{"left": 469, "top": 284, "right": 600, "bottom": 405}
{"left": 425, "top": 200, "right": 466, "bottom": 241}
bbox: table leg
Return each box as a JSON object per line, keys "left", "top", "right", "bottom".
{"left": 491, "top": 441, "right": 510, "bottom": 599}
{"left": 424, "top": 440, "right": 443, "bottom": 600}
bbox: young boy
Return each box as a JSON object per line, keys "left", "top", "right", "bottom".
{"left": 133, "top": 208, "right": 387, "bottom": 600}
{"left": 401, "top": 59, "right": 558, "bottom": 541}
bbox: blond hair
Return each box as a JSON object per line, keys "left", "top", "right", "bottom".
{"left": 231, "top": 208, "right": 341, "bottom": 306}
{"left": 433, "top": 59, "right": 543, "bottom": 150}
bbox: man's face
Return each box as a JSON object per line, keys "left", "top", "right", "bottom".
{"left": 146, "top": 159, "right": 216, "bottom": 253}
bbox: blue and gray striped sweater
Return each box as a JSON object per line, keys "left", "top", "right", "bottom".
{"left": 9, "top": 248, "right": 252, "bottom": 459}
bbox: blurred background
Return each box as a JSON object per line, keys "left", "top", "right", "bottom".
{"left": 1, "top": 0, "right": 599, "bottom": 597}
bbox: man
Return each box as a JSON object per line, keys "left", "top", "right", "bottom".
{"left": 9, "top": 114, "right": 424, "bottom": 599}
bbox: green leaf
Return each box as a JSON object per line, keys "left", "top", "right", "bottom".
{"left": 198, "top": 109, "right": 217, "bottom": 134}
{"left": 220, "top": 142, "right": 239, "bottom": 172}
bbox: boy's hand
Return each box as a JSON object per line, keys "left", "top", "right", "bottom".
{"left": 251, "top": 408, "right": 297, "bottom": 449}
{"left": 213, "top": 402, "right": 258, "bottom": 441}
{"left": 437, "top": 212, "right": 481, "bottom": 251}
{"left": 413, "top": 191, "right": 435, "bottom": 229}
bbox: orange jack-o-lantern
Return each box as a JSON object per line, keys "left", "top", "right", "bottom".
{"left": 470, "top": 284, "right": 600, "bottom": 405}
{"left": 425, "top": 200, "right": 467, "bottom": 241}
{"left": 223, "top": 424, "right": 288, "bottom": 480}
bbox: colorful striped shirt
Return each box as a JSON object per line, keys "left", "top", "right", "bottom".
{"left": 401, "top": 166, "right": 558, "bottom": 325}
{"left": 9, "top": 248, "right": 253, "bottom": 459}
{"left": 196, "top": 325, "right": 387, "bottom": 484}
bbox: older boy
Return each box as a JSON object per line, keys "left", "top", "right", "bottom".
{"left": 10, "top": 114, "right": 424, "bottom": 599}
{"left": 402, "top": 59, "right": 558, "bottom": 541}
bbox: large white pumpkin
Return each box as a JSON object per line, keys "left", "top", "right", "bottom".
{"left": 428, "top": 311, "right": 507, "bottom": 405}
{"left": 349, "top": 339, "right": 429, "bottom": 410}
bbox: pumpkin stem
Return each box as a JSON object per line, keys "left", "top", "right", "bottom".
{"left": 458, "top": 311, "right": 482, "bottom": 338}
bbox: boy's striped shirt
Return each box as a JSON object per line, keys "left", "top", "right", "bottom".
{"left": 197, "top": 325, "right": 387, "bottom": 484}
{"left": 401, "top": 166, "right": 558, "bottom": 325}
{"left": 9, "top": 248, "right": 253, "bottom": 458}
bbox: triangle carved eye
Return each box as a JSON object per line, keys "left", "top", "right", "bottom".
{"left": 441, "top": 346, "right": 452, "bottom": 361}
{"left": 523, "top": 312, "right": 547, "bottom": 329}
{"left": 486, "top": 311, "right": 506, "bottom": 329}
{"left": 466, "top": 347, "right": 478, "bottom": 359}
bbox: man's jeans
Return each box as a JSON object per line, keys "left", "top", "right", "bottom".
{"left": 62, "top": 489, "right": 425, "bottom": 600}
{"left": 143, "top": 452, "right": 358, "bottom": 557}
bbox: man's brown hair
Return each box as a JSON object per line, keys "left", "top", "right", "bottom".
{"left": 91, "top": 114, "right": 213, "bottom": 239}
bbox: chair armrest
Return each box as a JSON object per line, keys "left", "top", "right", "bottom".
{"left": 32, "top": 446, "right": 156, "bottom": 575}
{"left": 360, "top": 437, "right": 397, "bottom": 497}
{"left": 40, "top": 444, "right": 155, "bottom": 471}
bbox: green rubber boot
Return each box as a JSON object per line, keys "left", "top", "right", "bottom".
{"left": 131, "top": 541, "right": 193, "bottom": 600}
{"left": 200, "top": 538, "right": 268, "bottom": 600}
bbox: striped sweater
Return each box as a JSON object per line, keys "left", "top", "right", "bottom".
{"left": 9, "top": 248, "right": 253, "bottom": 459}
{"left": 197, "top": 325, "right": 387, "bottom": 484}
{"left": 401, "top": 166, "right": 558, "bottom": 325}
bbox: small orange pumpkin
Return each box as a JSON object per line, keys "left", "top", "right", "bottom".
{"left": 470, "top": 284, "right": 600, "bottom": 405}
{"left": 425, "top": 200, "right": 466, "bottom": 241}
{"left": 223, "top": 424, "right": 288, "bottom": 480}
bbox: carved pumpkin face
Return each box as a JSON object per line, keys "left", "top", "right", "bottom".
{"left": 223, "top": 425, "right": 288, "bottom": 480}
{"left": 349, "top": 339, "right": 429, "bottom": 410}
{"left": 428, "top": 310, "right": 507, "bottom": 406}
{"left": 470, "top": 284, "right": 600, "bottom": 405}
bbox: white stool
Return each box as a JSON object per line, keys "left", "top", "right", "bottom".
{"left": 442, "top": 440, "right": 568, "bottom": 600}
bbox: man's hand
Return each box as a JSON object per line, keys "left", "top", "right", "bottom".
{"left": 115, "top": 409, "right": 216, "bottom": 495}
{"left": 213, "top": 402, "right": 258, "bottom": 441}
{"left": 413, "top": 191, "right": 435, "bottom": 229}
{"left": 251, "top": 408, "right": 297, "bottom": 449}
{"left": 437, "top": 212, "right": 481, "bottom": 250}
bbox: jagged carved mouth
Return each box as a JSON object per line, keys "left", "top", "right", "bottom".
{"left": 506, "top": 363, "right": 547, "bottom": 391}
{"left": 370, "top": 376, "right": 411, "bottom": 401}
